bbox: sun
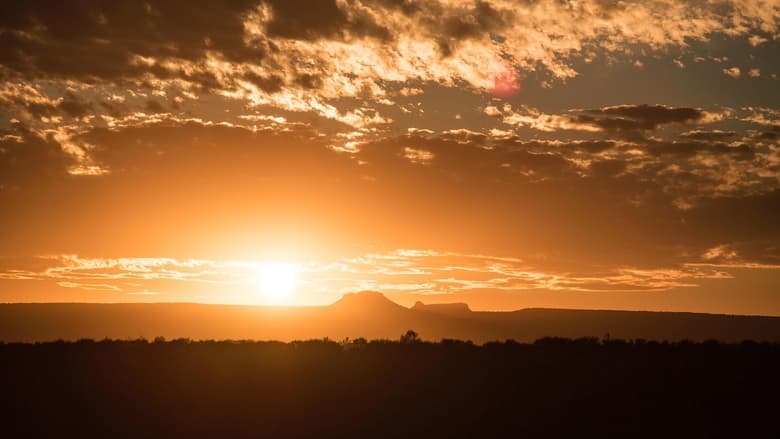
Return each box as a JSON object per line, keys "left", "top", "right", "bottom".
{"left": 257, "top": 262, "right": 297, "bottom": 301}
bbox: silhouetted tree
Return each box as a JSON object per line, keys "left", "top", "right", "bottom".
{"left": 400, "top": 329, "right": 419, "bottom": 343}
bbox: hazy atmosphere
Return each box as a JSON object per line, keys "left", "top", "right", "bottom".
{"left": 1, "top": 0, "right": 779, "bottom": 315}
{"left": 3, "top": 3, "right": 780, "bottom": 438}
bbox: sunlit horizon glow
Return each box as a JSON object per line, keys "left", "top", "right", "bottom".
{"left": 0, "top": 0, "right": 778, "bottom": 315}
{"left": 0, "top": 250, "right": 777, "bottom": 315}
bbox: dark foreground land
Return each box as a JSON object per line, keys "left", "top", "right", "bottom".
{"left": 2, "top": 337, "right": 779, "bottom": 438}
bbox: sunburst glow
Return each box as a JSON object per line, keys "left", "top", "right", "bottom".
{"left": 257, "top": 262, "right": 297, "bottom": 301}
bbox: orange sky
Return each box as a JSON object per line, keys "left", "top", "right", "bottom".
{"left": 1, "top": 0, "right": 779, "bottom": 315}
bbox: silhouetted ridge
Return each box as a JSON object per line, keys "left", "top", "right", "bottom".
{"left": 412, "top": 301, "right": 471, "bottom": 316}
{"left": 2, "top": 302, "right": 780, "bottom": 343}
{"left": 332, "top": 291, "right": 408, "bottom": 312}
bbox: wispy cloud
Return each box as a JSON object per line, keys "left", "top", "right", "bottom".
{"left": 0, "top": 250, "right": 760, "bottom": 302}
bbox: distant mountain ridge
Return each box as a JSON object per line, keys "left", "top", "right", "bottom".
{"left": 2, "top": 292, "right": 780, "bottom": 343}
{"left": 412, "top": 301, "right": 472, "bottom": 316}
{"left": 333, "top": 291, "right": 408, "bottom": 311}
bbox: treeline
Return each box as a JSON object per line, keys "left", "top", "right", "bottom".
{"left": 1, "top": 334, "right": 779, "bottom": 438}
{"left": 5, "top": 331, "right": 780, "bottom": 348}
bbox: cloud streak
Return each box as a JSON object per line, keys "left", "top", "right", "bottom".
{"left": 0, "top": 250, "right": 751, "bottom": 304}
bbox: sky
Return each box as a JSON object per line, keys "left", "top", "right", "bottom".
{"left": 0, "top": 0, "right": 779, "bottom": 314}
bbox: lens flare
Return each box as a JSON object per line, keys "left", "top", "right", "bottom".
{"left": 490, "top": 67, "right": 520, "bottom": 98}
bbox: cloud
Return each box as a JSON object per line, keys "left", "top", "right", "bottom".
{"left": 748, "top": 34, "right": 768, "bottom": 46}
{"left": 0, "top": 1, "right": 263, "bottom": 80}
{"left": 1, "top": 0, "right": 778, "bottom": 116}
{"left": 0, "top": 83, "right": 94, "bottom": 121}
{"left": 574, "top": 105, "right": 706, "bottom": 132}
{"left": 262, "top": 0, "right": 391, "bottom": 42}
{"left": 0, "top": 255, "right": 259, "bottom": 289}
{"left": 678, "top": 130, "right": 737, "bottom": 141}
{"left": 0, "top": 124, "right": 74, "bottom": 190}
{"left": 0, "top": 116, "right": 776, "bottom": 286}
{"left": 741, "top": 107, "right": 780, "bottom": 127}
{"left": 491, "top": 104, "right": 710, "bottom": 139}
{"left": 0, "top": 250, "right": 748, "bottom": 301}
{"left": 697, "top": 240, "right": 780, "bottom": 267}
{"left": 0, "top": 0, "right": 775, "bottom": 147}
{"left": 403, "top": 147, "right": 435, "bottom": 164}
{"left": 495, "top": 105, "right": 601, "bottom": 133}
{"left": 723, "top": 67, "right": 742, "bottom": 78}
